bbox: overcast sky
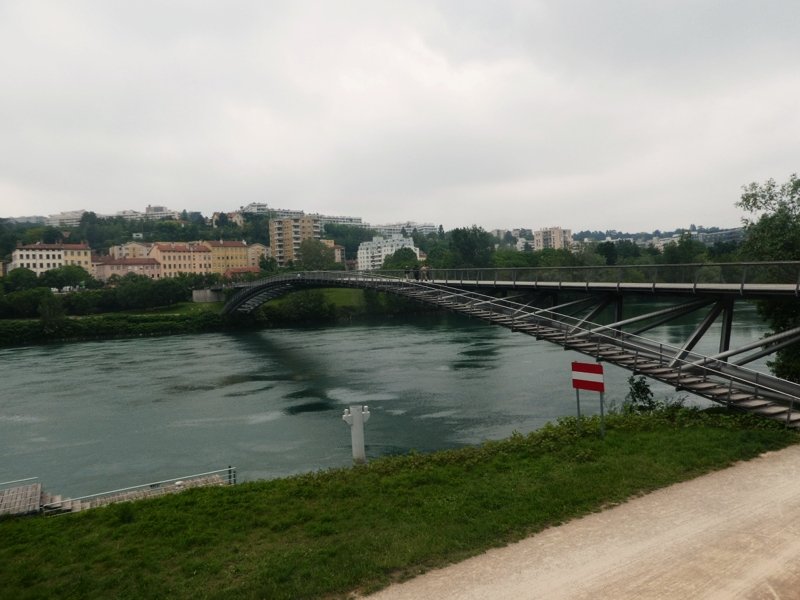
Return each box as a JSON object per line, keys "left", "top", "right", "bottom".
{"left": 1, "top": 1, "right": 798, "bottom": 232}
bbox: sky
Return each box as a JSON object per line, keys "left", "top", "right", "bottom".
{"left": 1, "top": 1, "right": 798, "bottom": 233}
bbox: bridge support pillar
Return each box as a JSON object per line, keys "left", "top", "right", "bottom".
{"left": 719, "top": 298, "right": 734, "bottom": 360}
{"left": 342, "top": 405, "right": 370, "bottom": 464}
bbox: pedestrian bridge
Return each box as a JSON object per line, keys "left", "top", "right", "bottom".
{"left": 223, "top": 262, "right": 800, "bottom": 428}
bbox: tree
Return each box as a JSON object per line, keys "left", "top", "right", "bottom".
{"left": 298, "top": 239, "right": 336, "bottom": 270}
{"left": 382, "top": 247, "right": 419, "bottom": 270}
{"left": 448, "top": 226, "right": 495, "bottom": 268}
{"left": 737, "top": 173, "right": 800, "bottom": 380}
{"left": 623, "top": 375, "right": 656, "bottom": 413}
{"left": 4, "top": 268, "right": 39, "bottom": 292}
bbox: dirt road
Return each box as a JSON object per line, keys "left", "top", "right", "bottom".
{"left": 368, "top": 444, "right": 800, "bottom": 599}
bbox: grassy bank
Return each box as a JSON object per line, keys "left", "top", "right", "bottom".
{"left": 1, "top": 409, "right": 796, "bottom": 599}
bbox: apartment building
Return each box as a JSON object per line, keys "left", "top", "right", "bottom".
{"left": 533, "top": 227, "right": 573, "bottom": 251}
{"left": 93, "top": 257, "right": 161, "bottom": 281}
{"left": 247, "top": 243, "right": 269, "bottom": 268}
{"left": 147, "top": 243, "right": 212, "bottom": 278}
{"left": 108, "top": 242, "right": 151, "bottom": 259}
{"left": 199, "top": 240, "right": 250, "bottom": 274}
{"left": 269, "top": 216, "right": 321, "bottom": 267}
{"left": 356, "top": 235, "right": 419, "bottom": 270}
{"left": 10, "top": 243, "right": 92, "bottom": 276}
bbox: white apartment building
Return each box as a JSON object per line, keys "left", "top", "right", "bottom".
{"left": 372, "top": 222, "right": 438, "bottom": 237}
{"left": 10, "top": 243, "right": 92, "bottom": 276}
{"left": 356, "top": 235, "right": 419, "bottom": 271}
{"left": 46, "top": 210, "right": 87, "bottom": 227}
{"left": 144, "top": 205, "right": 180, "bottom": 220}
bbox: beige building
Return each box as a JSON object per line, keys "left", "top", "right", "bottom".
{"left": 93, "top": 257, "right": 162, "bottom": 281}
{"left": 533, "top": 227, "right": 573, "bottom": 251}
{"left": 148, "top": 243, "right": 212, "bottom": 278}
{"left": 247, "top": 243, "right": 269, "bottom": 268}
{"left": 10, "top": 243, "right": 92, "bottom": 276}
{"left": 269, "top": 216, "right": 321, "bottom": 267}
{"left": 108, "top": 242, "right": 151, "bottom": 259}
{"left": 198, "top": 240, "right": 250, "bottom": 275}
{"left": 321, "top": 239, "right": 346, "bottom": 264}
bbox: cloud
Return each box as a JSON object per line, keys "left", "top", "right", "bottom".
{"left": 1, "top": 0, "right": 798, "bottom": 233}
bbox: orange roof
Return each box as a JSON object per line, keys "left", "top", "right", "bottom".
{"left": 202, "top": 240, "right": 248, "bottom": 248}
{"left": 152, "top": 243, "right": 210, "bottom": 253}
{"left": 94, "top": 257, "right": 160, "bottom": 266}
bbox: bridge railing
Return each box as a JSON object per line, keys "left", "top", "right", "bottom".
{"left": 390, "top": 277, "right": 800, "bottom": 415}
{"left": 376, "top": 262, "right": 800, "bottom": 288}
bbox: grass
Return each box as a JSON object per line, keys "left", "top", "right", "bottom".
{"left": 0, "top": 409, "right": 796, "bottom": 599}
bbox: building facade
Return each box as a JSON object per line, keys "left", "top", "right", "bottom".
{"left": 269, "top": 216, "right": 321, "bottom": 267}
{"left": 199, "top": 240, "right": 250, "bottom": 274}
{"left": 10, "top": 243, "right": 92, "bottom": 276}
{"left": 147, "top": 243, "right": 212, "bottom": 278}
{"left": 108, "top": 242, "right": 151, "bottom": 259}
{"left": 356, "top": 235, "right": 419, "bottom": 270}
{"left": 533, "top": 227, "right": 573, "bottom": 251}
{"left": 93, "top": 257, "right": 162, "bottom": 281}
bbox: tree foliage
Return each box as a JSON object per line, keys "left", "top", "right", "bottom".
{"left": 737, "top": 174, "right": 800, "bottom": 380}
{"left": 382, "top": 247, "right": 419, "bottom": 270}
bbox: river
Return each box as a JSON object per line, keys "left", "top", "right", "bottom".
{"left": 0, "top": 305, "right": 770, "bottom": 497}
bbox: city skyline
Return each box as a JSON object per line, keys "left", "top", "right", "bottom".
{"left": 1, "top": 2, "right": 798, "bottom": 232}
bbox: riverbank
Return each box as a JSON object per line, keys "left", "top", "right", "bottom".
{"left": 0, "top": 409, "right": 795, "bottom": 599}
{"left": 0, "top": 289, "right": 436, "bottom": 347}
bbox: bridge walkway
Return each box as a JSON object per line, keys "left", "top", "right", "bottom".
{"left": 398, "top": 282, "right": 800, "bottom": 428}
{"left": 223, "top": 270, "right": 800, "bottom": 427}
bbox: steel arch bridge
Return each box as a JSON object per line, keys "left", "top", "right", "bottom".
{"left": 222, "top": 263, "right": 800, "bottom": 427}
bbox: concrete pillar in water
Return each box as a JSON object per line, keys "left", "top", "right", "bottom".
{"left": 342, "top": 405, "right": 370, "bottom": 464}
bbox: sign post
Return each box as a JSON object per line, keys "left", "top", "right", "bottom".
{"left": 571, "top": 362, "right": 606, "bottom": 438}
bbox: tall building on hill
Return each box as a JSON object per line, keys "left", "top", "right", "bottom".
{"left": 533, "top": 227, "right": 573, "bottom": 251}
{"left": 269, "top": 216, "right": 321, "bottom": 267}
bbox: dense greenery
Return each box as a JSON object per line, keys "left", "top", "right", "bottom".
{"left": 0, "top": 303, "right": 229, "bottom": 345}
{"left": 0, "top": 409, "right": 794, "bottom": 599}
{"left": 737, "top": 174, "right": 800, "bottom": 380}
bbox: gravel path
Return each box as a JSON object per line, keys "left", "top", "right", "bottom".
{"left": 367, "top": 444, "right": 800, "bottom": 599}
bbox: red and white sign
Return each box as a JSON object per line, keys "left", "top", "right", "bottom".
{"left": 571, "top": 362, "right": 605, "bottom": 393}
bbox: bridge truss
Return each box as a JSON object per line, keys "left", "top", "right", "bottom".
{"left": 223, "top": 266, "right": 800, "bottom": 427}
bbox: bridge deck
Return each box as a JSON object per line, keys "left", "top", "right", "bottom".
{"left": 223, "top": 271, "right": 800, "bottom": 427}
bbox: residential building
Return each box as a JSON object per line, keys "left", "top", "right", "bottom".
{"left": 147, "top": 242, "right": 212, "bottom": 278}
{"left": 240, "top": 203, "right": 271, "bottom": 215}
{"left": 269, "top": 216, "right": 321, "bottom": 267}
{"left": 93, "top": 257, "right": 161, "bottom": 281}
{"left": 372, "top": 222, "right": 437, "bottom": 237}
{"left": 321, "top": 239, "right": 346, "bottom": 264}
{"left": 247, "top": 243, "right": 269, "bottom": 268}
{"left": 356, "top": 235, "right": 419, "bottom": 271}
{"left": 533, "top": 227, "right": 573, "bottom": 251}
{"left": 108, "top": 242, "right": 151, "bottom": 259}
{"left": 144, "top": 205, "right": 180, "bottom": 221}
{"left": 312, "top": 214, "right": 365, "bottom": 229}
{"left": 46, "top": 210, "right": 87, "bottom": 227}
{"left": 199, "top": 240, "right": 250, "bottom": 274}
{"left": 10, "top": 243, "right": 92, "bottom": 276}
